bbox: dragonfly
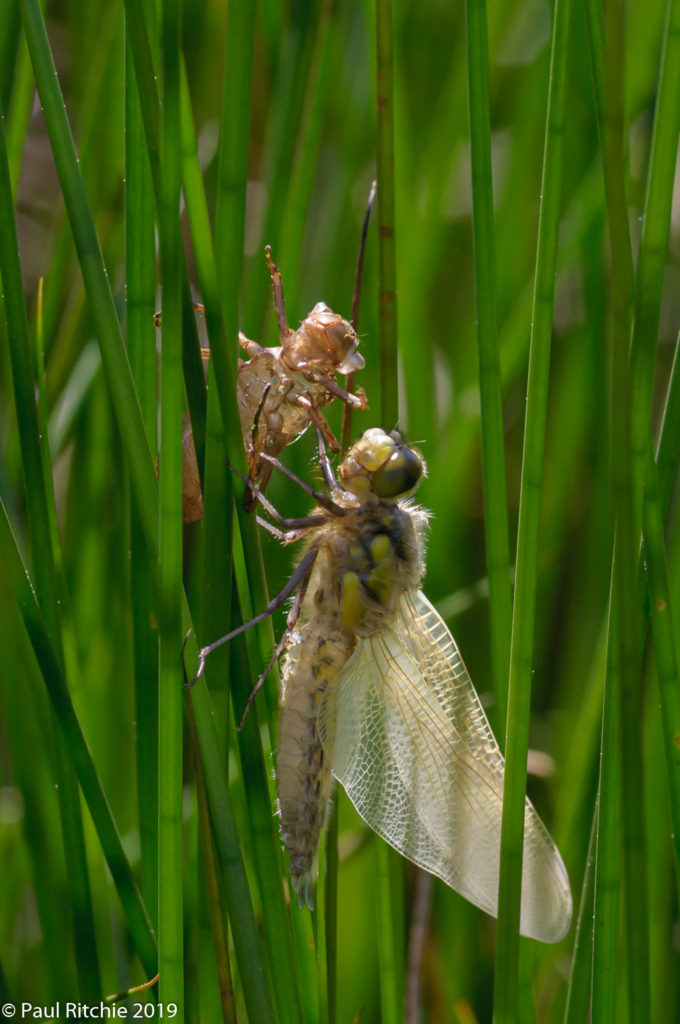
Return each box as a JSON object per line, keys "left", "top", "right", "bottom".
{"left": 193, "top": 427, "right": 573, "bottom": 943}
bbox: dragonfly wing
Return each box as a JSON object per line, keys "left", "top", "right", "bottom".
{"left": 317, "top": 589, "right": 572, "bottom": 943}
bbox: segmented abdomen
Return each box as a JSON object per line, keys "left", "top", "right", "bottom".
{"left": 277, "top": 619, "right": 356, "bottom": 909}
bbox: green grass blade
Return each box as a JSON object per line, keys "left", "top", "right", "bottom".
{"left": 157, "top": 0, "right": 185, "bottom": 1011}
{"left": 275, "top": 0, "right": 338, "bottom": 315}
{"left": 600, "top": 0, "right": 649, "bottom": 1011}
{"left": 592, "top": 587, "right": 622, "bottom": 1022}
{"left": 562, "top": 811, "right": 596, "bottom": 1024}
{"left": 655, "top": 329, "right": 680, "bottom": 515}
{"left": 642, "top": 443, "right": 680, "bottom": 882}
{"left": 125, "top": 33, "right": 159, "bottom": 925}
{"left": 122, "top": 0, "right": 160, "bottom": 195}
{"left": 0, "top": 94, "right": 104, "bottom": 999}
{"left": 324, "top": 805, "right": 339, "bottom": 1024}
{"left": 186, "top": 698, "right": 236, "bottom": 1023}
{"left": 493, "top": 0, "right": 571, "bottom": 1017}
{"left": 0, "top": 501, "right": 158, "bottom": 977}
{"left": 464, "top": 0, "right": 512, "bottom": 732}
{"left": 375, "top": 0, "right": 398, "bottom": 428}
{"left": 184, "top": 669, "right": 276, "bottom": 1022}
{"left": 375, "top": 842, "right": 403, "bottom": 1024}
{"left": 19, "top": 0, "right": 159, "bottom": 555}
{"left": 630, "top": 0, "right": 680, "bottom": 521}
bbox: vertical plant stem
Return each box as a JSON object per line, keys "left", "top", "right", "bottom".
{"left": 562, "top": 809, "right": 596, "bottom": 1024}
{"left": 182, "top": 641, "right": 276, "bottom": 1022}
{"left": 158, "top": 0, "right": 184, "bottom": 1012}
{"left": 0, "top": 92, "right": 102, "bottom": 1000}
{"left": 642, "top": 443, "right": 680, "bottom": 885}
{"left": 592, "top": 585, "right": 622, "bottom": 1021}
{"left": 324, "top": 806, "right": 339, "bottom": 1024}
{"left": 186, "top": 698, "right": 236, "bottom": 1023}
{"left": 19, "top": 0, "right": 159, "bottom": 554}
{"left": 125, "top": 29, "right": 159, "bottom": 926}
{"left": 276, "top": 0, "right": 338, "bottom": 314}
{"left": 0, "top": 505, "right": 158, "bottom": 976}
{"left": 629, "top": 0, "right": 680, "bottom": 523}
{"left": 493, "top": 0, "right": 571, "bottom": 1017}
{"left": 375, "top": 842, "right": 403, "bottom": 1024}
{"left": 375, "top": 0, "right": 398, "bottom": 428}
{"left": 600, "top": 0, "right": 649, "bottom": 1011}
{"left": 464, "top": 0, "right": 512, "bottom": 732}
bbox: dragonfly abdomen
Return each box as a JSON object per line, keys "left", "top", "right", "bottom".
{"left": 277, "top": 619, "right": 356, "bottom": 909}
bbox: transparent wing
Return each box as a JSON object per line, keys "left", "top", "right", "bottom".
{"left": 317, "top": 590, "right": 572, "bottom": 943}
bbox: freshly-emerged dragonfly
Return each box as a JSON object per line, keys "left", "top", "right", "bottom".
{"left": 237, "top": 246, "right": 368, "bottom": 509}
{"left": 194, "top": 428, "right": 573, "bottom": 943}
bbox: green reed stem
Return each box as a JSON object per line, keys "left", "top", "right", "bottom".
{"left": 375, "top": 0, "right": 398, "bottom": 428}
{"left": 493, "top": 0, "right": 570, "bottom": 1017}
{"left": 465, "top": 0, "right": 512, "bottom": 733}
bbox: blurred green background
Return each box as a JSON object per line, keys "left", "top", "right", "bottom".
{"left": 1, "top": 0, "right": 679, "bottom": 1021}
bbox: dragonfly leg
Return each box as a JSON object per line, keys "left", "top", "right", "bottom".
{"left": 295, "top": 396, "right": 341, "bottom": 452}
{"left": 235, "top": 634, "right": 286, "bottom": 731}
{"left": 257, "top": 452, "right": 351, "bottom": 516}
{"left": 239, "top": 331, "right": 265, "bottom": 358}
{"left": 227, "top": 459, "right": 327, "bottom": 528}
{"left": 250, "top": 381, "right": 272, "bottom": 448}
{"left": 188, "top": 547, "right": 318, "bottom": 686}
{"left": 255, "top": 514, "right": 324, "bottom": 543}
{"left": 304, "top": 370, "right": 369, "bottom": 411}
{"left": 265, "top": 245, "right": 293, "bottom": 342}
{"left": 236, "top": 549, "right": 316, "bottom": 730}
{"left": 314, "top": 427, "right": 345, "bottom": 500}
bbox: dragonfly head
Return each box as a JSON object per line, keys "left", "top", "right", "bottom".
{"left": 339, "top": 428, "right": 424, "bottom": 501}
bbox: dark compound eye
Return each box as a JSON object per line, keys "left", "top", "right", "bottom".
{"left": 373, "top": 445, "right": 423, "bottom": 499}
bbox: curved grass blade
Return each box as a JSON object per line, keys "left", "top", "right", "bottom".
{"left": 0, "top": 502, "right": 158, "bottom": 977}
{"left": 0, "top": 96, "right": 102, "bottom": 999}
{"left": 629, "top": 0, "right": 680, "bottom": 525}
{"left": 182, "top": 646, "right": 276, "bottom": 1023}
{"left": 464, "top": 0, "right": 512, "bottom": 733}
{"left": 494, "top": 0, "right": 571, "bottom": 1017}
{"left": 19, "top": 0, "right": 159, "bottom": 554}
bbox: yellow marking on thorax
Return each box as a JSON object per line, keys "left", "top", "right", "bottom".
{"left": 366, "top": 534, "right": 395, "bottom": 603}
{"left": 341, "top": 572, "right": 362, "bottom": 628}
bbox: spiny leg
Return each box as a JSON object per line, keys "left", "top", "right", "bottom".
{"left": 227, "top": 459, "right": 328, "bottom": 529}
{"left": 257, "top": 452, "right": 350, "bottom": 516}
{"left": 236, "top": 552, "right": 315, "bottom": 730}
{"left": 302, "top": 369, "right": 368, "bottom": 410}
{"left": 255, "top": 516, "right": 323, "bottom": 543}
{"left": 243, "top": 381, "right": 274, "bottom": 514}
{"left": 189, "top": 547, "right": 318, "bottom": 686}
{"left": 265, "top": 245, "right": 292, "bottom": 341}
{"left": 295, "top": 395, "right": 341, "bottom": 452}
{"left": 314, "top": 426, "right": 344, "bottom": 500}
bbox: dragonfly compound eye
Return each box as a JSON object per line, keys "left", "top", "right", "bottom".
{"left": 372, "top": 445, "right": 423, "bottom": 499}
